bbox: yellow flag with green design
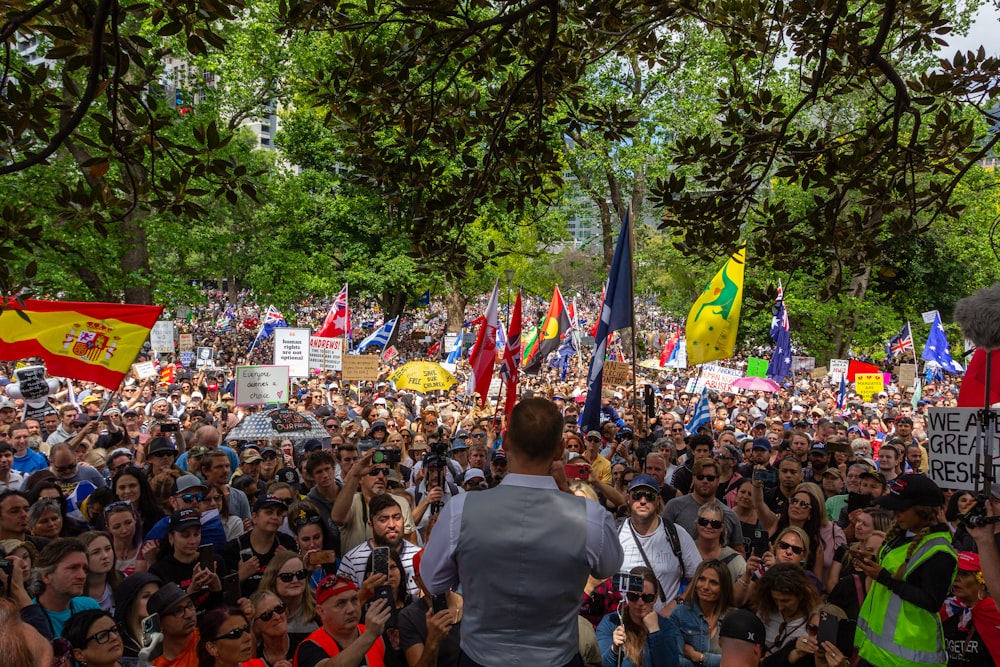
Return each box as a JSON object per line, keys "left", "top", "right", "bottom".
{"left": 686, "top": 247, "right": 746, "bottom": 365}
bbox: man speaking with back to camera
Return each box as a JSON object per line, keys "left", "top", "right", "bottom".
{"left": 421, "top": 397, "right": 623, "bottom": 666}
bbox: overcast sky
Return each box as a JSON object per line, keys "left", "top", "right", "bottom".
{"left": 940, "top": 2, "right": 999, "bottom": 57}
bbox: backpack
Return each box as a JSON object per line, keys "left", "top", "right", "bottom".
{"left": 616, "top": 516, "right": 688, "bottom": 599}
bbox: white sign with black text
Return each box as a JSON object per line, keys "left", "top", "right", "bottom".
{"left": 274, "top": 328, "right": 311, "bottom": 377}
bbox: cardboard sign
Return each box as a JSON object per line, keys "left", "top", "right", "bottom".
{"left": 746, "top": 357, "right": 769, "bottom": 378}
{"left": 309, "top": 337, "right": 344, "bottom": 372}
{"left": 235, "top": 365, "right": 289, "bottom": 405}
{"left": 854, "top": 373, "right": 885, "bottom": 400}
{"left": 898, "top": 363, "right": 917, "bottom": 388}
{"left": 603, "top": 360, "right": 630, "bottom": 387}
{"left": 382, "top": 345, "right": 399, "bottom": 362}
{"left": 792, "top": 356, "right": 816, "bottom": 372}
{"left": 149, "top": 321, "right": 175, "bottom": 353}
{"left": 684, "top": 378, "right": 698, "bottom": 394}
{"left": 810, "top": 366, "right": 829, "bottom": 379}
{"left": 926, "top": 408, "right": 999, "bottom": 491}
{"left": 274, "top": 328, "right": 311, "bottom": 377}
{"left": 694, "top": 364, "right": 743, "bottom": 393}
{"left": 132, "top": 361, "right": 158, "bottom": 380}
{"left": 341, "top": 354, "right": 380, "bottom": 382}
{"left": 178, "top": 334, "right": 194, "bottom": 352}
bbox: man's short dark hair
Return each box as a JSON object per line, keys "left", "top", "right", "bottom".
{"left": 37, "top": 537, "right": 86, "bottom": 569}
{"left": 506, "top": 397, "right": 563, "bottom": 463}
{"left": 689, "top": 433, "right": 714, "bottom": 451}
{"left": 0, "top": 441, "right": 13, "bottom": 454}
{"left": 369, "top": 493, "right": 401, "bottom": 521}
{"left": 306, "top": 450, "right": 337, "bottom": 475}
{"left": 0, "top": 489, "right": 28, "bottom": 508}
{"left": 200, "top": 448, "right": 228, "bottom": 473}
{"left": 7, "top": 422, "right": 28, "bottom": 434}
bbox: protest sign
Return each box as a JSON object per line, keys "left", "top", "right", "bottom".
{"left": 922, "top": 310, "right": 940, "bottom": 324}
{"left": 341, "top": 354, "right": 380, "bottom": 382}
{"left": 684, "top": 378, "right": 698, "bottom": 394}
{"left": 694, "top": 364, "right": 743, "bottom": 393}
{"left": 792, "top": 356, "right": 816, "bottom": 372}
{"left": 132, "top": 361, "right": 157, "bottom": 380}
{"left": 746, "top": 357, "right": 768, "bottom": 378}
{"left": 898, "top": 363, "right": 917, "bottom": 388}
{"left": 382, "top": 345, "right": 399, "bottom": 362}
{"left": 180, "top": 351, "right": 194, "bottom": 368}
{"left": 178, "top": 334, "right": 194, "bottom": 352}
{"left": 150, "top": 321, "right": 175, "bottom": 353}
{"left": 829, "top": 359, "right": 849, "bottom": 383}
{"left": 810, "top": 366, "right": 829, "bottom": 379}
{"left": 196, "top": 347, "right": 214, "bottom": 369}
{"left": 926, "top": 408, "right": 999, "bottom": 491}
{"left": 854, "top": 373, "right": 885, "bottom": 400}
{"left": 176, "top": 305, "right": 191, "bottom": 320}
{"left": 274, "top": 328, "right": 310, "bottom": 377}
{"left": 603, "top": 361, "right": 630, "bottom": 387}
{"left": 235, "top": 365, "right": 289, "bottom": 405}
{"left": 309, "top": 336, "right": 344, "bottom": 372}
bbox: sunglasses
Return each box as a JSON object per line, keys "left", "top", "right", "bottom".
{"left": 86, "top": 626, "right": 121, "bottom": 645}
{"left": 586, "top": 437, "right": 601, "bottom": 442}
{"left": 695, "top": 474, "right": 717, "bottom": 482}
{"left": 671, "top": 427, "right": 685, "bottom": 432}
{"left": 262, "top": 452, "right": 278, "bottom": 460}
{"left": 103, "top": 500, "right": 132, "bottom": 514}
{"left": 325, "top": 423, "right": 338, "bottom": 428}
{"left": 256, "top": 603, "right": 287, "bottom": 622}
{"left": 369, "top": 467, "right": 389, "bottom": 477}
{"left": 277, "top": 569, "right": 308, "bottom": 583}
{"left": 697, "top": 517, "right": 724, "bottom": 529}
{"left": 213, "top": 624, "right": 250, "bottom": 641}
{"left": 423, "top": 420, "right": 437, "bottom": 426}
{"left": 788, "top": 497, "right": 812, "bottom": 509}
{"left": 179, "top": 492, "right": 205, "bottom": 503}
{"left": 55, "top": 463, "right": 77, "bottom": 474}
{"left": 626, "top": 591, "right": 656, "bottom": 603}
{"left": 777, "top": 540, "right": 805, "bottom": 555}
{"left": 294, "top": 514, "right": 322, "bottom": 527}
{"left": 630, "top": 490, "right": 658, "bottom": 503}
{"left": 471, "top": 433, "right": 486, "bottom": 439}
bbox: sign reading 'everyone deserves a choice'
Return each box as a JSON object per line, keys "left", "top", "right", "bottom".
{"left": 235, "top": 366, "right": 289, "bottom": 406}
{"left": 926, "top": 407, "right": 1000, "bottom": 491}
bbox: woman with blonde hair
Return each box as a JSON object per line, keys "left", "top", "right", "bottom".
{"left": 670, "top": 559, "right": 735, "bottom": 666}
{"left": 258, "top": 550, "right": 318, "bottom": 647}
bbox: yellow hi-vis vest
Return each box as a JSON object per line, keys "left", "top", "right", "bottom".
{"left": 855, "top": 531, "right": 956, "bottom": 666}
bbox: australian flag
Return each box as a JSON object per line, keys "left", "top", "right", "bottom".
{"left": 921, "top": 313, "right": 963, "bottom": 373}
{"left": 766, "top": 282, "right": 792, "bottom": 384}
{"left": 255, "top": 305, "right": 288, "bottom": 342}
{"left": 885, "top": 322, "right": 914, "bottom": 358}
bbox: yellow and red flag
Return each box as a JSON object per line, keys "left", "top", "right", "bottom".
{"left": 0, "top": 299, "right": 163, "bottom": 388}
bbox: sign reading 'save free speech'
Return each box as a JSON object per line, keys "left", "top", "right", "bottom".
{"left": 926, "top": 407, "right": 999, "bottom": 491}
{"left": 235, "top": 366, "right": 289, "bottom": 406}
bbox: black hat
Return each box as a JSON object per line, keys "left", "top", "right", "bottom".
{"left": 147, "top": 582, "right": 193, "bottom": 617}
{"left": 303, "top": 439, "right": 323, "bottom": 453}
{"left": 253, "top": 494, "right": 288, "bottom": 512}
{"left": 859, "top": 469, "right": 886, "bottom": 486}
{"left": 751, "top": 437, "right": 771, "bottom": 452}
{"left": 169, "top": 509, "right": 201, "bottom": 532}
{"left": 876, "top": 473, "right": 945, "bottom": 511}
{"left": 147, "top": 437, "right": 177, "bottom": 456}
{"left": 113, "top": 572, "right": 162, "bottom": 624}
{"left": 720, "top": 609, "right": 766, "bottom": 647}
{"left": 276, "top": 467, "right": 300, "bottom": 485}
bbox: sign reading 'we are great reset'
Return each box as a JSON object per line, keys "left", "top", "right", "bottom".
{"left": 925, "top": 408, "right": 1000, "bottom": 491}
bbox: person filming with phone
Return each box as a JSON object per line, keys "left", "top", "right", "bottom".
{"left": 595, "top": 566, "right": 681, "bottom": 667}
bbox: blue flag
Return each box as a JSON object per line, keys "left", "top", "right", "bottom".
{"left": 885, "top": 322, "right": 914, "bottom": 358}
{"left": 446, "top": 331, "right": 463, "bottom": 364}
{"left": 837, "top": 374, "right": 847, "bottom": 410}
{"left": 255, "top": 305, "right": 288, "bottom": 342}
{"left": 685, "top": 389, "right": 711, "bottom": 433}
{"left": 581, "top": 209, "right": 633, "bottom": 433}
{"left": 766, "top": 283, "right": 791, "bottom": 384}
{"left": 419, "top": 290, "right": 431, "bottom": 305}
{"left": 353, "top": 316, "right": 398, "bottom": 354}
{"left": 921, "top": 313, "right": 963, "bottom": 373}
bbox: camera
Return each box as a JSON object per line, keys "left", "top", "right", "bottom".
{"left": 430, "top": 441, "right": 449, "bottom": 458}
{"left": 372, "top": 448, "right": 401, "bottom": 465}
{"left": 358, "top": 438, "right": 379, "bottom": 453}
{"left": 0, "top": 558, "right": 12, "bottom": 577}
{"left": 959, "top": 496, "right": 1000, "bottom": 528}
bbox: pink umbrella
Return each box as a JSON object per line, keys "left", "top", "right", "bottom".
{"left": 731, "top": 376, "right": 781, "bottom": 392}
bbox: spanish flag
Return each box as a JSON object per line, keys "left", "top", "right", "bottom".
{"left": 686, "top": 247, "right": 746, "bottom": 366}
{"left": 0, "top": 299, "right": 164, "bottom": 388}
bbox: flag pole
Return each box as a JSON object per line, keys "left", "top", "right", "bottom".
{"left": 908, "top": 320, "right": 918, "bottom": 367}
{"left": 627, "top": 207, "right": 643, "bottom": 439}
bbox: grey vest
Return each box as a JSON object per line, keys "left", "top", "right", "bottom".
{"left": 458, "top": 484, "right": 589, "bottom": 665}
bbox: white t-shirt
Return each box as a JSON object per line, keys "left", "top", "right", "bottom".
{"left": 616, "top": 518, "right": 702, "bottom": 611}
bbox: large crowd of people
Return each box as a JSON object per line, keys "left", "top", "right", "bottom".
{"left": 0, "top": 293, "right": 995, "bottom": 667}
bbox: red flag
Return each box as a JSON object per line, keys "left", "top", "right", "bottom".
{"left": 659, "top": 330, "right": 679, "bottom": 367}
{"left": 467, "top": 281, "right": 499, "bottom": 405}
{"left": 847, "top": 360, "right": 881, "bottom": 382}
{"left": 427, "top": 341, "right": 441, "bottom": 356}
{"left": 500, "top": 290, "right": 523, "bottom": 416}
{"left": 316, "top": 283, "right": 350, "bottom": 338}
{"left": 958, "top": 348, "right": 1000, "bottom": 407}
{"left": 523, "top": 285, "right": 570, "bottom": 374}
{"left": 0, "top": 299, "right": 163, "bottom": 388}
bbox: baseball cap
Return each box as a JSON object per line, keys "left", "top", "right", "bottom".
{"left": 958, "top": 551, "right": 981, "bottom": 572}
{"left": 752, "top": 420, "right": 767, "bottom": 430}
{"left": 123, "top": 408, "right": 139, "bottom": 417}
{"left": 492, "top": 449, "right": 507, "bottom": 461}
{"left": 147, "top": 582, "right": 193, "bottom": 617}
{"left": 82, "top": 395, "right": 103, "bottom": 406}
{"left": 586, "top": 430, "right": 602, "bottom": 440}
{"left": 303, "top": 439, "right": 323, "bottom": 452}
{"left": 875, "top": 473, "right": 944, "bottom": 511}
{"left": 168, "top": 509, "right": 201, "bottom": 532}
{"left": 0, "top": 398, "right": 14, "bottom": 411}
{"left": 253, "top": 494, "right": 288, "bottom": 512}
{"left": 791, "top": 405, "right": 805, "bottom": 414}
{"left": 822, "top": 468, "right": 844, "bottom": 480}
{"left": 190, "top": 391, "right": 203, "bottom": 399}
{"left": 173, "top": 474, "right": 207, "bottom": 495}
{"left": 627, "top": 474, "right": 660, "bottom": 493}
{"left": 810, "top": 443, "right": 827, "bottom": 454}
{"left": 240, "top": 449, "right": 263, "bottom": 464}
{"left": 464, "top": 468, "right": 486, "bottom": 482}
{"left": 108, "top": 447, "right": 133, "bottom": 461}
{"left": 370, "top": 420, "right": 387, "bottom": 432}
{"left": 720, "top": 608, "right": 766, "bottom": 647}
{"left": 450, "top": 438, "right": 468, "bottom": 452}
{"left": 276, "top": 467, "right": 300, "bottom": 485}
{"left": 751, "top": 437, "right": 771, "bottom": 452}
{"left": 206, "top": 384, "right": 219, "bottom": 391}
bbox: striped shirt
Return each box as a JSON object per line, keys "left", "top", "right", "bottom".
{"left": 337, "top": 539, "right": 421, "bottom": 597}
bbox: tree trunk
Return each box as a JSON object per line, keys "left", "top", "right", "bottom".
{"left": 121, "top": 210, "right": 152, "bottom": 304}
{"left": 833, "top": 263, "right": 873, "bottom": 358}
{"left": 444, "top": 291, "right": 467, "bottom": 333}
{"left": 228, "top": 277, "right": 238, "bottom": 303}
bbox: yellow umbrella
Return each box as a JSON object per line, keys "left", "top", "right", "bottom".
{"left": 387, "top": 361, "right": 458, "bottom": 393}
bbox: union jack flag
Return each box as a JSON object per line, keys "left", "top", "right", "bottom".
{"left": 255, "top": 305, "right": 288, "bottom": 342}
{"left": 886, "top": 322, "right": 914, "bottom": 358}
